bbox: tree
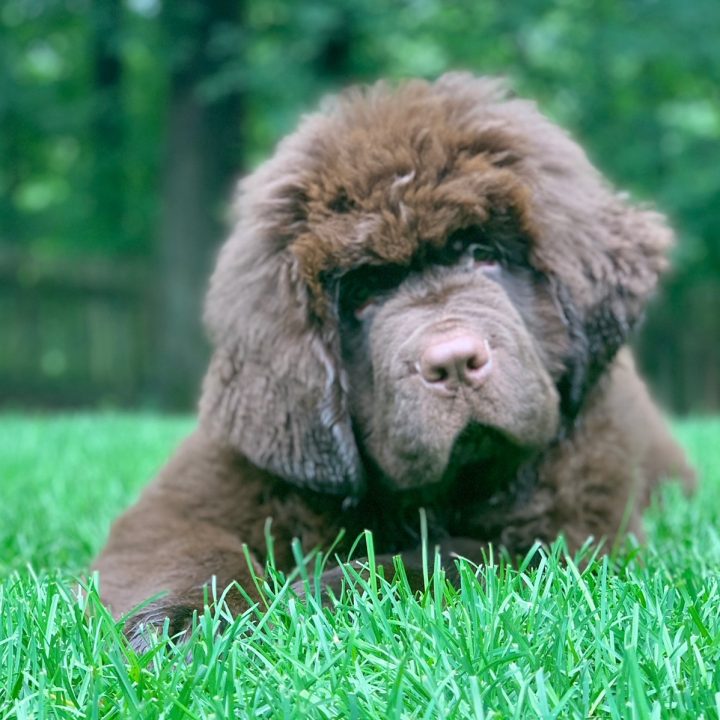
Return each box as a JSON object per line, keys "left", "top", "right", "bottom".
{"left": 154, "top": 0, "right": 246, "bottom": 407}
{"left": 90, "top": 0, "right": 125, "bottom": 251}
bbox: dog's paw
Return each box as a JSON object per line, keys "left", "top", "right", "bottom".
{"left": 123, "top": 602, "right": 197, "bottom": 653}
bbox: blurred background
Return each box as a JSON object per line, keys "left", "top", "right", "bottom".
{"left": 1, "top": 0, "right": 718, "bottom": 413}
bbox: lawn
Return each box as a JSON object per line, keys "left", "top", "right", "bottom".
{"left": 0, "top": 414, "right": 719, "bottom": 718}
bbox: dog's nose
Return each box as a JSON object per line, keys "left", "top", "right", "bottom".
{"left": 419, "top": 333, "right": 492, "bottom": 389}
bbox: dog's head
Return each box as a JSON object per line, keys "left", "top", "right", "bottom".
{"left": 200, "top": 74, "right": 672, "bottom": 497}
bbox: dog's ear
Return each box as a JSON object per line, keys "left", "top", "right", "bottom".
{"left": 584, "top": 202, "right": 672, "bottom": 365}
{"left": 199, "top": 224, "right": 364, "bottom": 496}
{"left": 546, "top": 200, "right": 673, "bottom": 418}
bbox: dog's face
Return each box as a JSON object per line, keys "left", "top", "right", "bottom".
{"left": 199, "top": 74, "right": 672, "bottom": 498}
{"left": 337, "top": 226, "right": 563, "bottom": 490}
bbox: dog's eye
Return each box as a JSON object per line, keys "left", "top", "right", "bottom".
{"left": 340, "top": 265, "right": 408, "bottom": 319}
{"left": 444, "top": 227, "right": 500, "bottom": 269}
{"left": 343, "top": 284, "right": 377, "bottom": 317}
{"left": 466, "top": 243, "right": 499, "bottom": 268}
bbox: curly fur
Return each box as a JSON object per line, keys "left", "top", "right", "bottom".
{"left": 93, "top": 74, "right": 695, "bottom": 640}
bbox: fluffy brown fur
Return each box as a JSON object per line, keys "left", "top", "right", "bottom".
{"left": 93, "top": 74, "right": 695, "bottom": 645}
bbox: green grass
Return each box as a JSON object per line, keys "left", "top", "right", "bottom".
{"left": 0, "top": 415, "right": 719, "bottom": 718}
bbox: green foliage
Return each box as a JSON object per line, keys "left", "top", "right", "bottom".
{"left": 3, "top": 0, "right": 718, "bottom": 260}
{"left": 0, "top": 415, "right": 719, "bottom": 716}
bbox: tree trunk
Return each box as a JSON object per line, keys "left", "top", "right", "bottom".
{"left": 154, "top": 1, "right": 245, "bottom": 408}
{"left": 90, "top": 0, "right": 125, "bottom": 250}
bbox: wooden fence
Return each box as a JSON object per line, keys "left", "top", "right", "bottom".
{"left": 0, "top": 254, "right": 153, "bottom": 408}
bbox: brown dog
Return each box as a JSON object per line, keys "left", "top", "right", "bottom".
{"left": 94, "top": 74, "right": 695, "bottom": 643}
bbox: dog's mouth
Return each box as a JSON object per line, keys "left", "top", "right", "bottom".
{"left": 442, "top": 423, "right": 531, "bottom": 499}
{"left": 447, "top": 423, "right": 507, "bottom": 464}
{"left": 359, "top": 423, "right": 538, "bottom": 542}
{"left": 360, "top": 417, "right": 538, "bottom": 499}
{"left": 368, "top": 422, "right": 532, "bottom": 500}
